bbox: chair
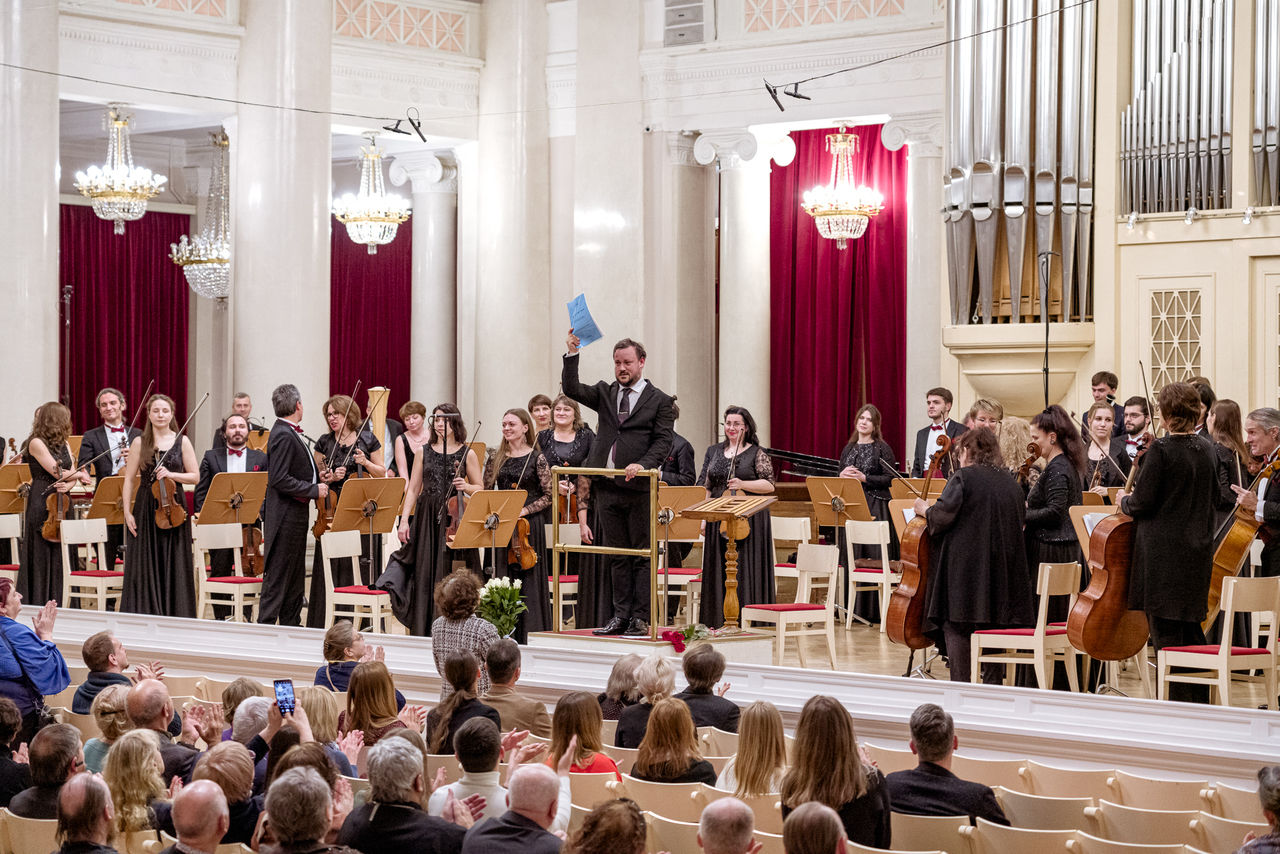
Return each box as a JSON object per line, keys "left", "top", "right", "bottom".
{"left": 609, "top": 774, "right": 704, "bottom": 822}
{"left": 0, "top": 515, "right": 21, "bottom": 581}
{"left": 863, "top": 743, "right": 917, "bottom": 775}
{"left": 569, "top": 771, "right": 617, "bottom": 807}
{"left": 601, "top": 744, "right": 639, "bottom": 774}
{"left": 843, "top": 519, "right": 901, "bottom": 631}
{"left": 1019, "top": 761, "right": 1117, "bottom": 800}
{"left": 545, "top": 523, "right": 580, "bottom": 620}
{"left": 1083, "top": 800, "right": 1200, "bottom": 846}
{"left": 646, "top": 812, "right": 701, "bottom": 853}
{"left": 161, "top": 675, "right": 206, "bottom": 698}
{"left": 1064, "top": 831, "right": 1189, "bottom": 853}
{"left": 58, "top": 518, "right": 124, "bottom": 610}
{"left": 959, "top": 816, "right": 1076, "bottom": 854}
{"left": 705, "top": 754, "right": 732, "bottom": 775}
{"left": 846, "top": 844, "right": 943, "bottom": 854}
{"left": 195, "top": 676, "right": 236, "bottom": 702}
{"left": 701, "top": 726, "right": 738, "bottom": 757}
{"left": 320, "top": 529, "right": 394, "bottom": 632}
{"left": 1157, "top": 575, "right": 1280, "bottom": 709}
{"left": 994, "top": 786, "right": 1092, "bottom": 830}
{"left": 1200, "top": 781, "right": 1261, "bottom": 820}
{"left": 1188, "top": 810, "right": 1269, "bottom": 852}
{"left": 741, "top": 542, "right": 839, "bottom": 668}
{"left": 971, "top": 562, "right": 1083, "bottom": 690}
{"left": 752, "top": 830, "right": 786, "bottom": 854}
{"left": 341, "top": 774, "right": 372, "bottom": 807}
{"left": 159, "top": 831, "right": 245, "bottom": 854}
{"left": 569, "top": 803, "right": 591, "bottom": 838}
{"left": 119, "top": 831, "right": 161, "bottom": 854}
{"left": 695, "top": 786, "right": 783, "bottom": 834}
{"left": 1108, "top": 770, "right": 1209, "bottom": 812}
{"left": 425, "top": 753, "right": 462, "bottom": 785}
{"left": 56, "top": 706, "right": 102, "bottom": 740}
{"left": 192, "top": 522, "right": 263, "bottom": 622}
{"left": 601, "top": 718, "right": 618, "bottom": 744}
{"left": 948, "top": 755, "right": 1028, "bottom": 793}
{"left": 889, "top": 812, "right": 971, "bottom": 854}
{"left": 0, "top": 808, "right": 60, "bottom": 854}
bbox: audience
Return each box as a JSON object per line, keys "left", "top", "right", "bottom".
{"left": 548, "top": 691, "right": 619, "bottom": 778}
{"left": 262, "top": 767, "right": 355, "bottom": 854}
{"left": 316, "top": 620, "right": 405, "bottom": 709}
{"left": 340, "top": 661, "right": 425, "bottom": 747}
{"left": 426, "top": 651, "right": 501, "bottom": 755}
{"left": 780, "top": 696, "right": 890, "bottom": 849}
{"left": 1239, "top": 765, "right": 1280, "bottom": 852}
{"left": 191, "top": 740, "right": 261, "bottom": 845}
{"left": 460, "top": 764, "right": 564, "bottom": 854}
{"left": 219, "top": 677, "right": 265, "bottom": 741}
{"left": 432, "top": 570, "right": 501, "bottom": 701}
{"left": 103, "top": 729, "right": 171, "bottom": 836}
{"left": 615, "top": 654, "right": 674, "bottom": 749}
{"left": 72, "top": 631, "right": 180, "bottom": 737}
{"left": 597, "top": 654, "right": 642, "bottom": 721}
{"left": 231, "top": 696, "right": 271, "bottom": 746}
{"left": 296, "top": 685, "right": 358, "bottom": 776}
{"left": 782, "top": 802, "right": 847, "bottom": 854}
{"left": 160, "top": 779, "right": 229, "bottom": 854}
{"left": 698, "top": 796, "right": 756, "bottom": 854}
{"left": 56, "top": 773, "right": 117, "bottom": 854}
{"left": 11, "top": 723, "right": 83, "bottom": 819}
{"left": 127, "top": 679, "right": 216, "bottom": 785}
{"left": 630, "top": 697, "right": 716, "bottom": 785}
{"left": 483, "top": 639, "right": 552, "bottom": 738}
{"left": 717, "top": 700, "right": 786, "bottom": 798}
{"left": 85, "top": 685, "right": 131, "bottom": 773}
{"left": 0, "top": 697, "right": 31, "bottom": 807}
{"left": 562, "top": 798, "right": 646, "bottom": 854}
{"left": 885, "top": 703, "right": 1008, "bottom": 825}
{"left": 267, "top": 742, "right": 354, "bottom": 843}
{"left": 674, "top": 645, "right": 740, "bottom": 733}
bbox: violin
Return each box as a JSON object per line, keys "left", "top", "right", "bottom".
{"left": 557, "top": 491, "right": 580, "bottom": 526}
{"left": 314, "top": 386, "right": 362, "bottom": 541}
{"left": 506, "top": 481, "right": 538, "bottom": 571}
{"left": 149, "top": 393, "right": 208, "bottom": 530}
{"left": 41, "top": 463, "right": 72, "bottom": 543}
{"left": 1203, "top": 459, "right": 1280, "bottom": 629}
{"left": 242, "top": 526, "right": 265, "bottom": 576}
{"left": 1017, "top": 442, "right": 1038, "bottom": 485}
{"left": 313, "top": 488, "right": 340, "bottom": 539}
{"left": 885, "top": 435, "right": 951, "bottom": 650}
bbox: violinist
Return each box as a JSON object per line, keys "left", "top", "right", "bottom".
{"left": 1232, "top": 407, "right": 1280, "bottom": 578}
{"left": 911, "top": 388, "right": 966, "bottom": 478}
{"left": 1207, "top": 400, "right": 1251, "bottom": 539}
{"left": 121, "top": 394, "right": 199, "bottom": 618}
{"left": 537, "top": 396, "right": 602, "bottom": 624}
{"left": 391, "top": 403, "right": 482, "bottom": 636}
{"left": 483, "top": 408, "right": 553, "bottom": 643}
{"left": 78, "top": 388, "right": 141, "bottom": 568}
{"left": 1120, "top": 396, "right": 1153, "bottom": 461}
{"left": 911, "top": 428, "right": 1033, "bottom": 683}
{"left": 1083, "top": 402, "right": 1131, "bottom": 496}
{"left": 193, "top": 414, "right": 267, "bottom": 577}
{"left": 838, "top": 404, "right": 899, "bottom": 623}
{"left": 19, "top": 402, "right": 88, "bottom": 605}
{"left": 697, "top": 406, "right": 776, "bottom": 630}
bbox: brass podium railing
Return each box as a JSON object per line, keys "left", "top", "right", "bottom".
{"left": 550, "top": 465, "right": 660, "bottom": 641}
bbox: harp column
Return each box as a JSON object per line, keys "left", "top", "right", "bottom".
{"left": 882, "top": 115, "right": 945, "bottom": 453}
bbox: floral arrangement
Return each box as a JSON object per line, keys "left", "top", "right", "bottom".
{"left": 477, "top": 576, "right": 527, "bottom": 638}
{"left": 660, "top": 623, "right": 714, "bottom": 653}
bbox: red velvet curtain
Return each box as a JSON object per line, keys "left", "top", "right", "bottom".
{"left": 59, "top": 204, "right": 191, "bottom": 433}
{"left": 329, "top": 217, "right": 413, "bottom": 420}
{"left": 769, "top": 125, "right": 908, "bottom": 468}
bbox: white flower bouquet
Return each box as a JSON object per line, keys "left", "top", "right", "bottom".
{"left": 477, "top": 576, "right": 528, "bottom": 637}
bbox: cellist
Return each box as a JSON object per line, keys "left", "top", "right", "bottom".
{"left": 1231, "top": 407, "right": 1280, "bottom": 577}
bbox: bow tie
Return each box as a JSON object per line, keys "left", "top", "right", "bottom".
{"left": 108, "top": 426, "right": 125, "bottom": 434}
{"left": 290, "top": 423, "right": 304, "bottom": 434}
{"left": 228, "top": 448, "right": 244, "bottom": 457}
{"left": 930, "top": 424, "right": 944, "bottom": 432}
{"left": 1125, "top": 439, "right": 1138, "bottom": 446}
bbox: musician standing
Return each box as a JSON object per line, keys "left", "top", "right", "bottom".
{"left": 911, "top": 388, "right": 966, "bottom": 477}
{"left": 838, "top": 404, "right": 899, "bottom": 623}
{"left": 1120, "top": 396, "right": 1152, "bottom": 461}
{"left": 211, "top": 393, "right": 254, "bottom": 451}
{"left": 537, "top": 396, "right": 602, "bottom": 625}
{"left": 1232, "top": 407, "right": 1280, "bottom": 577}
{"left": 78, "top": 388, "right": 141, "bottom": 568}
{"left": 1083, "top": 402, "right": 1130, "bottom": 496}
{"left": 258, "top": 384, "right": 326, "bottom": 627}
{"left": 194, "top": 414, "right": 268, "bottom": 577}
{"left": 20, "top": 403, "right": 88, "bottom": 605}
{"left": 528, "top": 394, "right": 554, "bottom": 434}
{"left": 562, "top": 333, "right": 674, "bottom": 637}
{"left": 1080, "top": 371, "right": 1125, "bottom": 438}
{"left": 1207, "top": 400, "right": 1251, "bottom": 538}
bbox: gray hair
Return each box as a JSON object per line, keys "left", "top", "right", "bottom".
{"left": 605, "top": 653, "right": 643, "bottom": 703}
{"left": 635, "top": 653, "right": 675, "bottom": 703}
{"left": 1247, "top": 408, "right": 1280, "bottom": 436}
{"left": 367, "top": 736, "right": 422, "bottom": 804}
{"left": 508, "top": 764, "right": 560, "bottom": 815}
{"left": 272, "top": 384, "right": 301, "bottom": 418}
{"left": 265, "top": 767, "right": 331, "bottom": 845}
{"left": 1259, "top": 766, "right": 1280, "bottom": 817}
{"left": 699, "top": 797, "right": 755, "bottom": 854}
{"left": 231, "top": 696, "right": 271, "bottom": 744}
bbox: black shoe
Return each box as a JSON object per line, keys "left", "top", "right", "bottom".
{"left": 622, "top": 618, "right": 650, "bottom": 637}
{"left": 593, "top": 617, "right": 627, "bottom": 636}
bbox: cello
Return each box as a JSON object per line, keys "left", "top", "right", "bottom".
{"left": 885, "top": 435, "right": 951, "bottom": 650}
{"left": 1202, "top": 458, "right": 1280, "bottom": 629}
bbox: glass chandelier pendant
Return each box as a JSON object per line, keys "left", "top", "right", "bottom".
{"left": 170, "top": 131, "right": 232, "bottom": 300}
{"left": 73, "top": 104, "right": 167, "bottom": 235}
{"left": 332, "top": 132, "right": 412, "bottom": 254}
{"left": 801, "top": 129, "right": 885, "bottom": 249}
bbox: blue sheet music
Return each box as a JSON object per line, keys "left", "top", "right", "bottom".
{"left": 567, "top": 294, "right": 603, "bottom": 348}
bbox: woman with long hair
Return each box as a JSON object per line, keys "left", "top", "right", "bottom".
{"left": 296, "top": 686, "right": 357, "bottom": 776}
{"left": 716, "top": 700, "right": 786, "bottom": 797}
{"left": 1208, "top": 399, "right": 1252, "bottom": 538}
{"left": 780, "top": 695, "right": 890, "bottom": 848}
{"left": 392, "top": 402, "right": 484, "bottom": 635}
{"left": 483, "top": 408, "right": 554, "bottom": 642}
{"left": 1026, "top": 406, "right": 1086, "bottom": 597}
{"left": 104, "top": 728, "right": 169, "bottom": 835}
{"left": 697, "top": 405, "right": 776, "bottom": 628}
{"left": 425, "top": 650, "right": 500, "bottom": 754}
{"left": 339, "top": 661, "right": 425, "bottom": 747}
{"left": 547, "top": 691, "right": 620, "bottom": 778}
{"left": 19, "top": 401, "right": 88, "bottom": 605}
{"left": 121, "top": 394, "right": 198, "bottom": 617}
{"left": 1082, "top": 401, "right": 1130, "bottom": 494}
{"left": 563, "top": 799, "right": 647, "bottom": 854}
{"left": 837, "top": 403, "right": 900, "bottom": 622}
{"left": 630, "top": 697, "right": 716, "bottom": 784}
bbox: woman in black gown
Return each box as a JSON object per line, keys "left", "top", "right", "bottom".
{"left": 697, "top": 406, "right": 775, "bottom": 629}
{"left": 121, "top": 394, "right": 198, "bottom": 618}
{"left": 393, "top": 403, "right": 482, "bottom": 635}
{"left": 391, "top": 401, "right": 430, "bottom": 488}
{"left": 307, "top": 394, "right": 386, "bottom": 629}
{"left": 484, "top": 408, "right": 554, "bottom": 643}
{"left": 1083, "top": 402, "right": 1130, "bottom": 498}
{"left": 19, "top": 403, "right": 88, "bottom": 606}
{"left": 836, "top": 404, "right": 899, "bottom": 623}
{"left": 537, "top": 395, "right": 600, "bottom": 628}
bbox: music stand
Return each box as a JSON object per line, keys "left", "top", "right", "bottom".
{"left": 806, "top": 477, "right": 873, "bottom": 527}
{"left": 889, "top": 478, "right": 945, "bottom": 500}
{"left": 0, "top": 464, "right": 32, "bottom": 515}
{"left": 329, "top": 478, "right": 407, "bottom": 586}
{"left": 197, "top": 473, "right": 268, "bottom": 527}
{"left": 447, "top": 489, "right": 527, "bottom": 564}
{"left": 85, "top": 476, "right": 139, "bottom": 525}
{"left": 246, "top": 430, "right": 269, "bottom": 453}
{"left": 682, "top": 494, "right": 777, "bottom": 631}
{"left": 886, "top": 498, "right": 936, "bottom": 543}
{"left": 656, "top": 485, "right": 706, "bottom": 627}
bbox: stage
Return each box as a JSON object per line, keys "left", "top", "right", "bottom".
{"left": 528, "top": 627, "right": 776, "bottom": 664}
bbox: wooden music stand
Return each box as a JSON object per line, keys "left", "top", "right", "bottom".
{"left": 246, "top": 429, "right": 269, "bottom": 453}
{"left": 886, "top": 498, "right": 936, "bottom": 543}
{"left": 1106, "top": 486, "right": 1124, "bottom": 504}
{"left": 889, "top": 478, "right": 945, "bottom": 500}
{"left": 656, "top": 485, "right": 706, "bottom": 627}
{"left": 85, "top": 476, "right": 139, "bottom": 525}
{"left": 681, "top": 494, "right": 776, "bottom": 631}
{"left": 329, "top": 478, "right": 407, "bottom": 586}
{"left": 805, "top": 477, "right": 873, "bottom": 527}
{"left": 1069, "top": 505, "right": 1118, "bottom": 561}
{"left": 1080, "top": 490, "right": 1106, "bottom": 506}
{"left": 197, "top": 473, "right": 268, "bottom": 527}
{"left": 447, "top": 488, "right": 527, "bottom": 558}
{"left": 0, "top": 464, "right": 32, "bottom": 515}
{"left": 69, "top": 435, "right": 83, "bottom": 460}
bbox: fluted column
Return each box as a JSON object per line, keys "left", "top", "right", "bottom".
{"left": 390, "top": 151, "right": 458, "bottom": 405}
{"left": 231, "top": 0, "right": 332, "bottom": 432}
{"left": 0, "top": 0, "right": 58, "bottom": 438}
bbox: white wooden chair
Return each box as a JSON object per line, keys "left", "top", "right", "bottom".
{"left": 0, "top": 514, "right": 20, "bottom": 580}
{"left": 1189, "top": 810, "right": 1269, "bottom": 852}
{"left": 958, "top": 816, "right": 1077, "bottom": 854}
{"left": 1081, "top": 800, "right": 1200, "bottom": 846}
{"left": 1, "top": 808, "right": 60, "bottom": 854}
{"left": 192, "top": 522, "right": 263, "bottom": 622}
{"left": 320, "top": 529, "right": 394, "bottom": 632}
{"left": 889, "top": 812, "right": 970, "bottom": 854}
{"left": 971, "top": 562, "right": 1083, "bottom": 690}
{"left": 58, "top": 518, "right": 123, "bottom": 610}
{"left": 1157, "top": 575, "right": 1280, "bottom": 709}
{"left": 609, "top": 774, "right": 704, "bottom": 822}
{"left": 1108, "top": 769, "right": 1208, "bottom": 812}
{"left": 843, "top": 519, "right": 900, "bottom": 630}
{"left": 546, "top": 523, "right": 580, "bottom": 623}
{"left": 993, "top": 786, "right": 1092, "bottom": 830}
{"left": 741, "top": 542, "right": 839, "bottom": 668}
{"left": 1199, "top": 781, "right": 1261, "bottom": 820}
{"left": 1018, "top": 761, "right": 1117, "bottom": 800}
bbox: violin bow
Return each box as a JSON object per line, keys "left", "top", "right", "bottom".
{"left": 44, "top": 379, "right": 156, "bottom": 494}
{"left": 1084, "top": 426, "right": 1128, "bottom": 480}
{"left": 325, "top": 382, "right": 362, "bottom": 474}
{"left": 436, "top": 419, "right": 481, "bottom": 523}
{"left": 335, "top": 405, "right": 379, "bottom": 476}
{"left": 152, "top": 393, "right": 210, "bottom": 478}
{"left": 877, "top": 458, "right": 923, "bottom": 499}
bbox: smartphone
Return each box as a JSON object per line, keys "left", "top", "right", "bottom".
{"left": 273, "top": 679, "right": 295, "bottom": 715}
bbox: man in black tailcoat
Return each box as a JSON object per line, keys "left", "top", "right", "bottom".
{"left": 1234, "top": 408, "right": 1280, "bottom": 578}
{"left": 194, "top": 414, "right": 268, "bottom": 578}
{"left": 77, "top": 387, "right": 141, "bottom": 568}
{"left": 911, "top": 387, "right": 967, "bottom": 478}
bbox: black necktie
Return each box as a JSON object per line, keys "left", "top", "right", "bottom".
{"left": 618, "top": 388, "right": 632, "bottom": 422}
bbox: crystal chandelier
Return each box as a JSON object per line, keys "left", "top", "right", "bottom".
{"left": 332, "top": 132, "right": 411, "bottom": 254}
{"left": 73, "top": 104, "right": 167, "bottom": 235}
{"left": 171, "top": 131, "right": 231, "bottom": 300}
{"left": 800, "top": 129, "right": 884, "bottom": 249}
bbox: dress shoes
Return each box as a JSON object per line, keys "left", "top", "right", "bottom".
{"left": 622, "top": 618, "right": 650, "bottom": 636}
{"left": 593, "top": 617, "right": 627, "bottom": 636}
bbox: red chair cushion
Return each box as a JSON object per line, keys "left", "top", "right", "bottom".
{"left": 0, "top": 565, "right": 17, "bottom": 572}
{"left": 552, "top": 575, "right": 579, "bottom": 584}
{"left": 973, "top": 627, "right": 1067, "bottom": 636}
{"left": 333, "top": 585, "right": 388, "bottom": 596}
{"left": 1163, "top": 645, "right": 1269, "bottom": 655}
{"left": 743, "top": 603, "right": 825, "bottom": 612}
{"left": 660, "top": 568, "right": 702, "bottom": 576}
{"left": 70, "top": 570, "right": 124, "bottom": 579}
{"left": 207, "top": 576, "right": 262, "bottom": 585}
{"left": 776, "top": 563, "right": 796, "bottom": 569}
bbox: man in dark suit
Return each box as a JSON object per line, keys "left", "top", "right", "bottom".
{"left": 211, "top": 393, "right": 255, "bottom": 451}
{"left": 160, "top": 779, "right": 229, "bottom": 854}
{"left": 258, "top": 384, "right": 326, "bottom": 626}
{"left": 194, "top": 414, "right": 268, "bottom": 577}
{"left": 1233, "top": 408, "right": 1280, "bottom": 578}
{"left": 9, "top": 723, "right": 82, "bottom": 819}
{"left": 673, "top": 644, "right": 740, "bottom": 732}
{"left": 77, "top": 387, "right": 142, "bottom": 567}
{"left": 1080, "top": 371, "right": 1126, "bottom": 438}
{"left": 1120, "top": 396, "right": 1153, "bottom": 461}
{"left": 884, "top": 704, "right": 1008, "bottom": 825}
{"left": 562, "top": 334, "right": 675, "bottom": 636}
{"left": 911, "top": 387, "right": 967, "bottom": 478}
{"left": 461, "top": 764, "right": 563, "bottom": 854}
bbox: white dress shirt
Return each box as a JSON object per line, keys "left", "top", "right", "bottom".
{"left": 607, "top": 379, "right": 649, "bottom": 468}
{"left": 104, "top": 423, "right": 129, "bottom": 474}
{"left": 225, "top": 447, "right": 248, "bottom": 474}
{"left": 923, "top": 419, "right": 951, "bottom": 462}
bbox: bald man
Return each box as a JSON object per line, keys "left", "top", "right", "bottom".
{"left": 56, "top": 773, "right": 116, "bottom": 854}
{"left": 160, "top": 780, "right": 229, "bottom": 854}
{"left": 698, "top": 797, "right": 758, "bottom": 854}
{"left": 461, "top": 764, "right": 562, "bottom": 854}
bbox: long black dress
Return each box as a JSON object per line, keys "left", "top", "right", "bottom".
{"left": 121, "top": 453, "right": 196, "bottom": 618}
{"left": 307, "top": 431, "right": 381, "bottom": 629}
{"left": 538, "top": 428, "right": 604, "bottom": 628}
{"left": 835, "top": 439, "right": 900, "bottom": 623}
{"left": 697, "top": 445, "right": 775, "bottom": 629}
{"left": 485, "top": 451, "right": 554, "bottom": 643}
{"left": 19, "top": 444, "right": 72, "bottom": 606}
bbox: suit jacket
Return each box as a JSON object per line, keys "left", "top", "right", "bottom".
{"left": 660, "top": 434, "right": 697, "bottom": 486}
{"left": 673, "top": 689, "right": 740, "bottom": 732}
{"left": 1258, "top": 457, "right": 1280, "bottom": 577}
{"left": 8, "top": 784, "right": 61, "bottom": 818}
{"left": 912, "top": 420, "right": 968, "bottom": 477}
{"left": 160, "top": 738, "right": 201, "bottom": 786}
{"left": 78, "top": 424, "right": 141, "bottom": 482}
{"left": 885, "top": 762, "right": 1009, "bottom": 825}
{"left": 1107, "top": 436, "right": 1134, "bottom": 479}
{"left": 561, "top": 354, "right": 674, "bottom": 490}
{"left": 338, "top": 801, "right": 466, "bottom": 854}
{"left": 461, "top": 811, "right": 561, "bottom": 854}
{"left": 194, "top": 447, "right": 268, "bottom": 513}
{"left": 483, "top": 685, "right": 551, "bottom": 738}
{"left": 265, "top": 419, "right": 321, "bottom": 513}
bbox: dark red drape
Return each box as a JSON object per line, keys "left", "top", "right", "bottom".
{"left": 59, "top": 205, "right": 191, "bottom": 433}
{"left": 769, "top": 125, "right": 908, "bottom": 467}
{"left": 329, "top": 217, "right": 413, "bottom": 421}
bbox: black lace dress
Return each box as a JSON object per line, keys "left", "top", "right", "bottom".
{"left": 835, "top": 439, "right": 900, "bottom": 623}
{"left": 121, "top": 451, "right": 196, "bottom": 618}
{"left": 19, "top": 444, "right": 72, "bottom": 606}
{"left": 307, "top": 431, "right": 381, "bottom": 629}
{"left": 697, "top": 445, "right": 776, "bottom": 628}
{"left": 538, "top": 428, "right": 603, "bottom": 628}
{"left": 484, "top": 451, "right": 554, "bottom": 642}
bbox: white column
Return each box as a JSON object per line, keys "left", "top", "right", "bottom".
{"left": 883, "top": 115, "right": 945, "bottom": 451}
{"left": 231, "top": 0, "right": 332, "bottom": 433}
{"left": 389, "top": 151, "right": 458, "bottom": 405}
{"left": 0, "top": 0, "right": 58, "bottom": 437}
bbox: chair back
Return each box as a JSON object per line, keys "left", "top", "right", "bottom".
{"left": 771, "top": 515, "right": 812, "bottom": 547}
{"left": 1221, "top": 576, "right": 1280, "bottom": 649}
{"left": 0, "top": 515, "right": 20, "bottom": 541}
{"left": 545, "top": 523, "right": 583, "bottom": 546}
{"left": 1021, "top": 760, "right": 1117, "bottom": 800}
{"left": 1084, "top": 799, "right": 1199, "bottom": 846}
{"left": 195, "top": 676, "right": 234, "bottom": 702}
{"left": 120, "top": 830, "right": 160, "bottom": 854}
{"left": 1109, "top": 769, "right": 1208, "bottom": 811}
{"left": 701, "top": 726, "right": 738, "bottom": 756}
{"left": 864, "top": 743, "right": 917, "bottom": 775}
{"left": 1190, "top": 809, "right": 1269, "bottom": 852}
{"left": 602, "top": 744, "right": 639, "bottom": 774}
{"left": 61, "top": 518, "right": 108, "bottom": 546}
{"left": 193, "top": 522, "right": 243, "bottom": 551}
{"left": 795, "top": 542, "right": 840, "bottom": 603}
{"left": 342, "top": 774, "right": 372, "bottom": 807}
{"left": 845, "top": 519, "right": 891, "bottom": 549}
{"left": 1038, "top": 561, "right": 1083, "bottom": 599}
{"left": 1064, "top": 830, "right": 1187, "bottom": 853}
{"left": 1201, "top": 781, "right": 1261, "bottom": 820}
{"left": 569, "top": 771, "right": 617, "bottom": 808}
{"left": 614, "top": 773, "right": 704, "bottom": 822}
{"left": 321, "top": 529, "right": 364, "bottom": 592}
{"left": 847, "top": 844, "right": 943, "bottom": 854}
{"left": 600, "top": 718, "right": 618, "bottom": 743}
{"left": 994, "top": 786, "right": 1091, "bottom": 830}
{"left": 57, "top": 707, "right": 102, "bottom": 740}
{"left": 160, "top": 831, "right": 245, "bottom": 854}
{"left": 889, "top": 812, "right": 971, "bottom": 854}
{"left": 646, "top": 813, "right": 701, "bottom": 853}
{"left": 960, "top": 816, "right": 1075, "bottom": 854}
{"left": 425, "top": 752, "right": 462, "bottom": 785}
{"left": 569, "top": 803, "right": 591, "bottom": 838}
{"left": 752, "top": 830, "right": 786, "bottom": 854}
{"left": 949, "top": 755, "right": 1028, "bottom": 792}
{"left": 1, "top": 808, "right": 60, "bottom": 854}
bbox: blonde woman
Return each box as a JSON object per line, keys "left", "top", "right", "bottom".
{"left": 296, "top": 686, "right": 361, "bottom": 776}
{"left": 630, "top": 697, "right": 715, "bottom": 784}
{"left": 85, "top": 684, "right": 132, "bottom": 773}
{"left": 615, "top": 653, "right": 674, "bottom": 748}
{"left": 104, "top": 728, "right": 171, "bottom": 835}
{"left": 716, "top": 700, "right": 786, "bottom": 797}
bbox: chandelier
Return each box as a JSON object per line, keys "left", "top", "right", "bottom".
{"left": 800, "top": 129, "right": 884, "bottom": 249}
{"left": 171, "top": 131, "right": 231, "bottom": 300}
{"left": 332, "top": 132, "right": 411, "bottom": 254}
{"left": 73, "top": 104, "right": 167, "bottom": 235}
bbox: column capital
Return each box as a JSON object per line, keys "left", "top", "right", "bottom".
{"left": 666, "top": 132, "right": 702, "bottom": 168}
{"left": 692, "top": 128, "right": 795, "bottom": 169}
{"left": 881, "top": 112, "right": 944, "bottom": 156}
{"left": 389, "top": 150, "right": 458, "bottom": 194}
